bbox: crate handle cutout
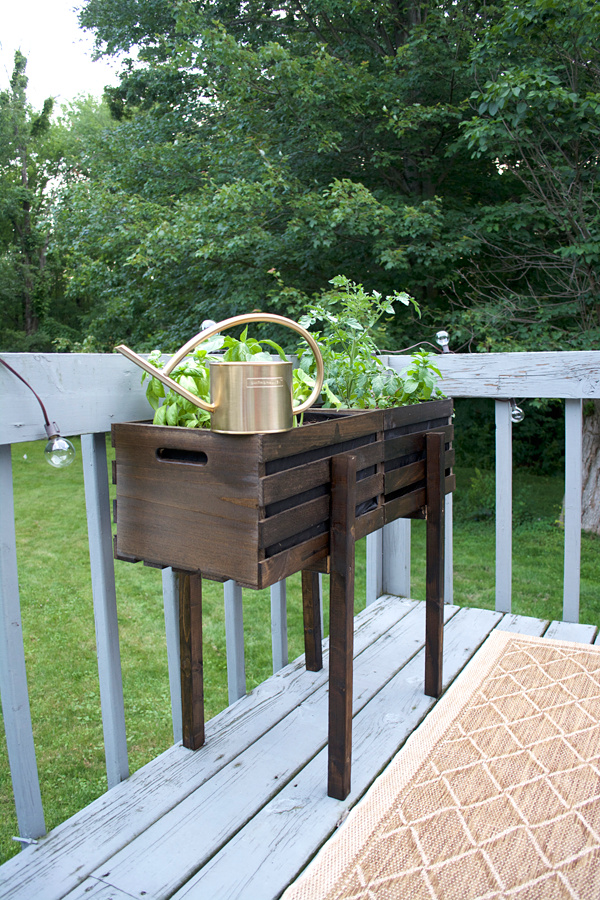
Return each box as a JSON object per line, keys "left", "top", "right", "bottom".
{"left": 156, "top": 448, "right": 208, "bottom": 465}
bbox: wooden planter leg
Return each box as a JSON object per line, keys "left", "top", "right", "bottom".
{"left": 179, "top": 571, "right": 205, "bottom": 750}
{"left": 301, "top": 571, "right": 323, "bottom": 671}
{"left": 328, "top": 453, "right": 357, "bottom": 800}
{"left": 425, "top": 432, "right": 445, "bottom": 698}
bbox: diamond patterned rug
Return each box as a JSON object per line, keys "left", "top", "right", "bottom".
{"left": 283, "top": 630, "right": 600, "bottom": 899}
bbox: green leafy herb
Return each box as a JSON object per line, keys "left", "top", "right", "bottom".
{"left": 298, "top": 276, "right": 443, "bottom": 409}
{"left": 143, "top": 276, "right": 443, "bottom": 427}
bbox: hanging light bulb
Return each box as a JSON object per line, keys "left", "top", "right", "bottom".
{"left": 510, "top": 399, "right": 525, "bottom": 423}
{"left": 44, "top": 425, "right": 76, "bottom": 468}
{"left": 0, "top": 358, "right": 76, "bottom": 468}
{"left": 435, "top": 330, "right": 450, "bottom": 353}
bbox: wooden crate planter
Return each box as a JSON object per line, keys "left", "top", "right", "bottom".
{"left": 112, "top": 397, "right": 454, "bottom": 800}
{"left": 111, "top": 398, "right": 454, "bottom": 589}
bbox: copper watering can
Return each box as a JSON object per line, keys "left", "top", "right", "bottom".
{"left": 117, "top": 312, "right": 324, "bottom": 434}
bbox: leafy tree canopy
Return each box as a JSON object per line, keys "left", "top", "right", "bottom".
{"left": 53, "top": 0, "right": 600, "bottom": 353}
{"left": 63, "top": 0, "right": 502, "bottom": 350}
{"left": 456, "top": 0, "right": 600, "bottom": 350}
{"left": 0, "top": 52, "right": 116, "bottom": 351}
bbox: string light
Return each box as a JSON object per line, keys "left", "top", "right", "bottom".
{"left": 435, "top": 331, "right": 450, "bottom": 353}
{"left": 0, "top": 358, "right": 76, "bottom": 468}
{"left": 510, "top": 398, "right": 525, "bottom": 423}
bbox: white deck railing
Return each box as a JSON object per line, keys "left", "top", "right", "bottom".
{"left": 1, "top": 350, "right": 599, "bottom": 845}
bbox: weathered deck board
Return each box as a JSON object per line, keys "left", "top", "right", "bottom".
{"left": 76, "top": 601, "right": 460, "bottom": 900}
{"left": 1, "top": 600, "right": 597, "bottom": 900}
{"left": 0, "top": 595, "right": 418, "bottom": 900}
{"left": 545, "top": 619, "right": 597, "bottom": 643}
{"left": 173, "top": 606, "right": 502, "bottom": 900}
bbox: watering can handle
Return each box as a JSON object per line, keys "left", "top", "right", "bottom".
{"left": 117, "top": 312, "right": 325, "bottom": 417}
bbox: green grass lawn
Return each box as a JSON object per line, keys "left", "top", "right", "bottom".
{"left": 1, "top": 442, "right": 599, "bottom": 863}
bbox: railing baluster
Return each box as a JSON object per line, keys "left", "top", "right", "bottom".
{"left": 495, "top": 400, "right": 512, "bottom": 613}
{"left": 383, "top": 518, "right": 411, "bottom": 598}
{"left": 445, "top": 494, "right": 454, "bottom": 605}
{"left": 224, "top": 580, "right": 246, "bottom": 702}
{"left": 563, "top": 399, "right": 583, "bottom": 622}
{"left": 365, "top": 530, "right": 383, "bottom": 605}
{"left": 81, "top": 433, "right": 129, "bottom": 787}
{"left": 270, "top": 580, "right": 288, "bottom": 673}
{"left": 162, "top": 568, "right": 182, "bottom": 743}
{"left": 0, "top": 444, "right": 46, "bottom": 841}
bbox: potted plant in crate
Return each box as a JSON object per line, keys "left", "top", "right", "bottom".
{"left": 112, "top": 277, "right": 453, "bottom": 590}
{"left": 111, "top": 276, "right": 453, "bottom": 798}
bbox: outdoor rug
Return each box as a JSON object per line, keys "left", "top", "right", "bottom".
{"left": 283, "top": 630, "right": 600, "bottom": 899}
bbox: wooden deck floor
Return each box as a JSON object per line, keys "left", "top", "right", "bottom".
{"left": 1, "top": 596, "right": 598, "bottom": 900}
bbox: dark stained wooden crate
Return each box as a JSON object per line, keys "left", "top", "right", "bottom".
{"left": 112, "top": 398, "right": 453, "bottom": 590}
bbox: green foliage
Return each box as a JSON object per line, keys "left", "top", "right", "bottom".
{"left": 453, "top": 398, "right": 566, "bottom": 475}
{"left": 454, "top": 0, "right": 600, "bottom": 349}
{"left": 0, "top": 56, "right": 115, "bottom": 351}
{"left": 3, "top": 448, "right": 600, "bottom": 863}
{"left": 55, "top": 0, "right": 504, "bottom": 349}
{"left": 0, "top": 52, "right": 57, "bottom": 338}
{"left": 2, "top": 0, "right": 590, "bottom": 354}
{"left": 298, "top": 276, "right": 443, "bottom": 409}
{"left": 1, "top": 435, "right": 367, "bottom": 863}
{"left": 141, "top": 277, "right": 444, "bottom": 426}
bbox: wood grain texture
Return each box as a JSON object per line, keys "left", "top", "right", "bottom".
{"left": 386, "top": 351, "right": 600, "bottom": 399}
{"left": 328, "top": 454, "right": 357, "bottom": 800}
{"left": 0, "top": 597, "right": 420, "bottom": 900}
{"left": 0, "top": 352, "right": 155, "bottom": 444}
{"left": 113, "top": 401, "right": 453, "bottom": 589}
{"left": 2, "top": 351, "right": 598, "bottom": 446}
{"left": 425, "top": 432, "right": 445, "bottom": 698}
{"left": 168, "top": 606, "right": 496, "bottom": 900}
{"left": 0, "top": 445, "right": 46, "bottom": 840}
{"left": 301, "top": 571, "right": 323, "bottom": 672}
{"left": 8, "top": 604, "right": 600, "bottom": 900}
{"left": 81, "top": 434, "right": 129, "bottom": 788}
{"left": 179, "top": 573, "right": 204, "bottom": 750}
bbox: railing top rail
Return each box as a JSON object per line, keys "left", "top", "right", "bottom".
{"left": 2, "top": 349, "right": 600, "bottom": 444}
{"left": 0, "top": 353, "right": 151, "bottom": 444}
{"left": 384, "top": 350, "right": 600, "bottom": 400}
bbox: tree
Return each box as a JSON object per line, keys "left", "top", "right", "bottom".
{"left": 0, "top": 52, "right": 56, "bottom": 342}
{"left": 456, "top": 0, "right": 600, "bottom": 351}
{"left": 64, "top": 0, "right": 501, "bottom": 350}
{"left": 0, "top": 55, "right": 119, "bottom": 351}
{"left": 457, "top": 0, "right": 600, "bottom": 533}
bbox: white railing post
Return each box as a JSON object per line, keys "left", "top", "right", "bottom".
{"left": 270, "top": 580, "right": 288, "bottom": 673}
{"left": 365, "top": 530, "right": 383, "bottom": 605}
{"left": 495, "top": 401, "right": 512, "bottom": 613}
{"left": 445, "top": 493, "right": 454, "bottom": 605}
{"left": 563, "top": 399, "right": 583, "bottom": 622}
{"left": 162, "top": 568, "right": 182, "bottom": 743}
{"left": 81, "top": 433, "right": 129, "bottom": 787}
{"left": 0, "top": 444, "right": 46, "bottom": 841}
{"left": 224, "top": 580, "right": 246, "bottom": 702}
{"left": 382, "top": 518, "right": 411, "bottom": 597}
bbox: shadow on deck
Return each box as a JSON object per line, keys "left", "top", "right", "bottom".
{"left": 0, "top": 596, "right": 597, "bottom": 900}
